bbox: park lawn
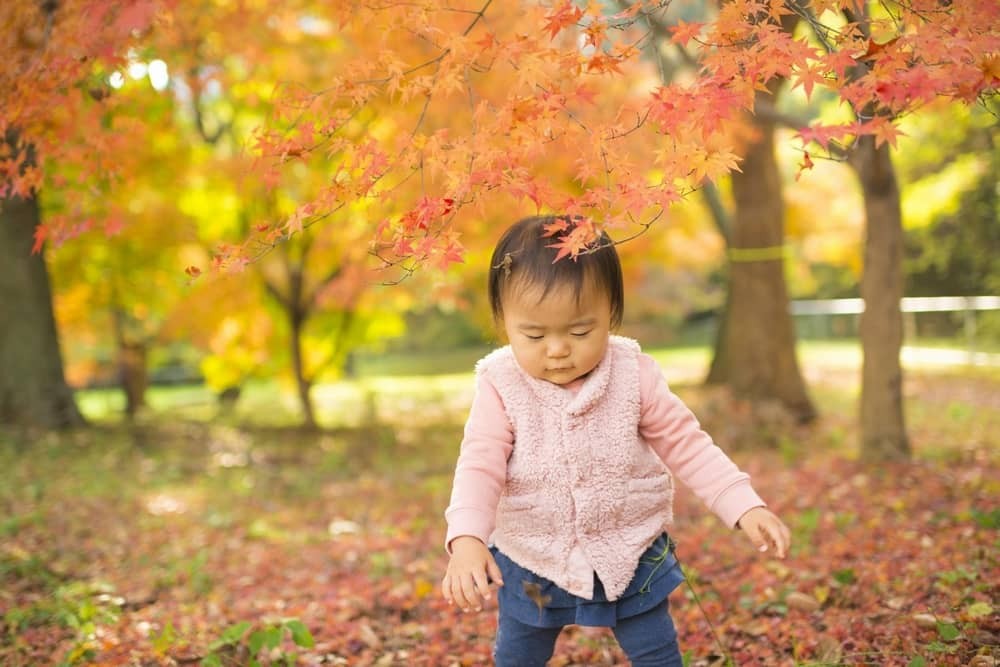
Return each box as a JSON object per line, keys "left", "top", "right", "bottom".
{"left": 1, "top": 348, "right": 998, "bottom": 666}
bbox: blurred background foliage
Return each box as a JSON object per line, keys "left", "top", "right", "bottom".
{"left": 18, "top": 3, "right": 992, "bottom": 426}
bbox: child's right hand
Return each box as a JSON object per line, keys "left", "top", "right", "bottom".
{"left": 442, "top": 536, "right": 504, "bottom": 612}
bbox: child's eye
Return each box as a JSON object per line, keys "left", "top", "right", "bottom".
{"left": 571, "top": 330, "right": 592, "bottom": 338}
{"left": 525, "top": 334, "right": 544, "bottom": 340}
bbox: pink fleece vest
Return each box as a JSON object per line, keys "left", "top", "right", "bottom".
{"left": 478, "top": 335, "right": 674, "bottom": 601}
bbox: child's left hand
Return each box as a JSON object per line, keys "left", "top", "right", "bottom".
{"left": 737, "top": 507, "right": 791, "bottom": 558}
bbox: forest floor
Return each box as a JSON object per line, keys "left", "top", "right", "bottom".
{"left": 1, "top": 358, "right": 998, "bottom": 666}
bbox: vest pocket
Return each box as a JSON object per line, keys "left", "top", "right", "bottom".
{"left": 496, "top": 491, "right": 557, "bottom": 541}
{"left": 628, "top": 472, "right": 672, "bottom": 495}
{"left": 626, "top": 473, "right": 673, "bottom": 532}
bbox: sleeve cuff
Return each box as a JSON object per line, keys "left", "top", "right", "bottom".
{"left": 711, "top": 481, "right": 767, "bottom": 529}
{"left": 444, "top": 507, "right": 494, "bottom": 552}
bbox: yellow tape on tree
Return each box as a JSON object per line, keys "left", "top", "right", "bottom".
{"left": 727, "top": 244, "right": 789, "bottom": 262}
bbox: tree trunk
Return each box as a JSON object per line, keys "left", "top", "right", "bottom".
{"left": 851, "top": 136, "right": 910, "bottom": 461}
{"left": 0, "top": 170, "right": 85, "bottom": 428}
{"left": 262, "top": 261, "right": 318, "bottom": 430}
{"left": 701, "top": 182, "right": 732, "bottom": 385}
{"left": 725, "top": 93, "right": 816, "bottom": 421}
{"left": 112, "top": 305, "right": 148, "bottom": 419}
{"left": 120, "top": 342, "right": 148, "bottom": 418}
{"left": 289, "top": 309, "right": 317, "bottom": 429}
{"left": 704, "top": 287, "right": 730, "bottom": 384}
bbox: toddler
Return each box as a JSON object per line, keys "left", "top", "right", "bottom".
{"left": 442, "top": 215, "right": 790, "bottom": 666}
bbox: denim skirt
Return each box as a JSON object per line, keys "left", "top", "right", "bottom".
{"left": 489, "top": 532, "right": 684, "bottom": 628}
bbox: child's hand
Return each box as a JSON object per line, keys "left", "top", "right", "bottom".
{"left": 737, "top": 507, "right": 791, "bottom": 558}
{"left": 442, "top": 536, "right": 504, "bottom": 612}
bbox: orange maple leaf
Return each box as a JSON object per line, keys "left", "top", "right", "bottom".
{"left": 980, "top": 55, "right": 1000, "bottom": 84}
{"left": 670, "top": 20, "right": 704, "bottom": 47}
{"left": 865, "top": 117, "right": 905, "bottom": 149}
{"left": 542, "top": 1, "right": 584, "bottom": 40}
{"left": 542, "top": 218, "right": 569, "bottom": 237}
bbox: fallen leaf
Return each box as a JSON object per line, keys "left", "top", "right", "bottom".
{"left": 815, "top": 634, "right": 843, "bottom": 662}
{"left": 970, "top": 630, "right": 1000, "bottom": 647}
{"left": 522, "top": 581, "right": 552, "bottom": 614}
{"left": 967, "top": 601, "right": 993, "bottom": 618}
{"left": 787, "top": 591, "right": 821, "bottom": 612}
{"left": 359, "top": 623, "right": 382, "bottom": 649}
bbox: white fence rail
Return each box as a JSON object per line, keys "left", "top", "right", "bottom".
{"left": 790, "top": 296, "right": 1000, "bottom": 315}
{"left": 789, "top": 296, "right": 1000, "bottom": 366}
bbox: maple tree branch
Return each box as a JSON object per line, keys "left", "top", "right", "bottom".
{"left": 784, "top": 1, "right": 837, "bottom": 55}
{"left": 619, "top": 1, "right": 730, "bottom": 244}
{"left": 462, "top": 0, "right": 492, "bottom": 37}
{"left": 187, "top": 67, "right": 232, "bottom": 145}
{"left": 40, "top": 0, "right": 58, "bottom": 47}
{"left": 754, "top": 100, "right": 850, "bottom": 161}
{"left": 700, "top": 181, "right": 732, "bottom": 245}
{"left": 610, "top": 1, "right": 674, "bottom": 80}
{"left": 753, "top": 99, "right": 808, "bottom": 132}
{"left": 842, "top": 4, "right": 872, "bottom": 41}
{"left": 261, "top": 276, "right": 291, "bottom": 311}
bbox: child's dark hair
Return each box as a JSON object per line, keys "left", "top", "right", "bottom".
{"left": 488, "top": 216, "right": 624, "bottom": 328}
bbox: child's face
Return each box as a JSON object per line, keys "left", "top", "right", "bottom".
{"left": 501, "top": 279, "right": 612, "bottom": 386}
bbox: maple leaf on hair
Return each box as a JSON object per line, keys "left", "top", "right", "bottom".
{"left": 542, "top": 218, "right": 569, "bottom": 237}
{"left": 546, "top": 218, "right": 599, "bottom": 262}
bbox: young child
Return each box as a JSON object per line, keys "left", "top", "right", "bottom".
{"left": 442, "top": 215, "right": 791, "bottom": 666}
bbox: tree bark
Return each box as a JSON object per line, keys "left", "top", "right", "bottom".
{"left": 724, "top": 91, "right": 816, "bottom": 421}
{"left": 0, "top": 163, "right": 85, "bottom": 429}
{"left": 704, "top": 287, "right": 731, "bottom": 384}
{"left": 851, "top": 136, "right": 910, "bottom": 461}
{"left": 119, "top": 342, "right": 148, "bottom": 418}
{"left": 702, "top": 181, "right": 732, "bottom": 385}
{"left": 288, "top": 307, "right": 317, "bottom": 430}
{"left": 264, "top": 262, "right": 318, "bottom": 429}
{"left": 111, "top": 304, "right": 148, "bottom": 419}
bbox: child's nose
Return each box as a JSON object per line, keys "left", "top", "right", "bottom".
{"left": 547, "top": 338, "right": 571, "bottom": 357}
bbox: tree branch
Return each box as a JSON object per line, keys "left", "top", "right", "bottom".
{"left": 188, "top": 66, "right": 232, "bottom": 145}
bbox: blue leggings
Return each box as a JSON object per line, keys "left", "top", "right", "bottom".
{"left": 493, "top": 600, "right": 683, "bottom": 666}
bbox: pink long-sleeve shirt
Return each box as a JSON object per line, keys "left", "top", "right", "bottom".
{"left": 445, "top": 342, "right": 765, "bottom": 599}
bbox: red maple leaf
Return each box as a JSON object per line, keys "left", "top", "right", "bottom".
{"left": 795, "top": 151, "right": 814, "bottom": 181}
{"left": 31, "top": 224, "right": 48, "bottom": 255}
{"left": 114, "top": 0, "right": 157, "bottom": 36}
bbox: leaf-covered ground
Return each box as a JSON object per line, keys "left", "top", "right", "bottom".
{"left": 1, "top": 368, "right": 998, "bottom": 666}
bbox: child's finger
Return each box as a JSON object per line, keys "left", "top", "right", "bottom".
{"left": 762, "top": 520, "right": 789, "bottom": 558}
{"left": 774, "top": 521, "right": 791, "bottom": 558}
{"left": 459, "top": 572, "right": 481, "bottom": 611}
{"left": 472, "top": 567, "right": 492, "bottom": 604}
{"left": 741, "top": 518, "right": 769, "bottom": 552}
{"left": 450, "top": 574, "right": 471, "bottom": 611}
{"left": 441, "top": 575, "right": 453, "bottom": 604}
{"left": 487, "top": 558, "right": 504, "bottom": 588}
